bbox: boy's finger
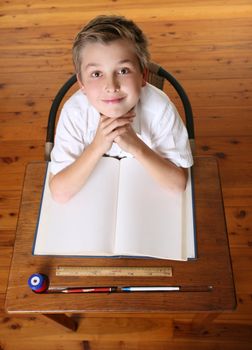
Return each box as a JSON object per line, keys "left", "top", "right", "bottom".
{"left": 109, "top": 117, "right": 133, "bottom": 130}
{"left": 121, "top": 111, "right": 135, "bottom": 118}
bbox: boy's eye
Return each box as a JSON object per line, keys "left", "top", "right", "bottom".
{"left": 118, "top": 67, "right": 129, "bottom": 75}
{"left": 91, "top": 71, "right": 102, "bottom": 78}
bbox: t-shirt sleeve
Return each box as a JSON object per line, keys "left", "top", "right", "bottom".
{"left": 151, "top": 101, "right": 193, "bottom": 168}
{"left": 50, "top": 106, "right": 85, "bottom": 175}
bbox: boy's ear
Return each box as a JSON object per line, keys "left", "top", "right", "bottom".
{"left": 142, "top": 68, "right": 148, "bottom": 87}
{"left": 77, "top": 73, "right": 86, "bottom": 93}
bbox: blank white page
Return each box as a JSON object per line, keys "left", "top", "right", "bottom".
{"left": 33, "top": 158, "right": 119, "bottom": 256}
{"left": 115, "top": 158, "right": 185, "bottom": 260}
{"left": 181, "top": 168, "right": 196, "bottom": 259}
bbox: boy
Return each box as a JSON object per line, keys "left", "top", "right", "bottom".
{"left": 49, "top": 15, "right": 193, "bottom": 203}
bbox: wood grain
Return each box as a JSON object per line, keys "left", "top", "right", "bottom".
{"left": 0, "top": 0, "right": 252, "bottom": 348}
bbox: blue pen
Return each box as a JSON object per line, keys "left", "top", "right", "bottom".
{"left": 121, "top": 286, "right": 213, "bottom": 292}
{"left": 121, "top": 286, "right": 180, "bottom": 292}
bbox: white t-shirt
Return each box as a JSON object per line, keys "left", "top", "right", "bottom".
{"left": 50, "top": 83, "right": 193, "bottom": 175}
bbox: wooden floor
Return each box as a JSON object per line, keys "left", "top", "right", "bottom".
{"left": 0, "top": 0, "right": 252, "bottom": 349}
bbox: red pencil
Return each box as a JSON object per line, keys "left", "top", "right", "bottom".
{"left": 49, "top": 287, "right": 117, "bottom": 293}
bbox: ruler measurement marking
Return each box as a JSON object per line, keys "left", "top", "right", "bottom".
{"left": 56, "top": 266, "right": 172, "bottom": 277}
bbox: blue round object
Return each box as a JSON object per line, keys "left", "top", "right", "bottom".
{"left": 28, "top": 273, "right": 48, "bottom": 293}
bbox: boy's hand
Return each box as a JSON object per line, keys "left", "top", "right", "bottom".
{"left": 114, "top": 123, "right": 142, "bottom": 155}
{"left": 91, "top": 111, "right": 134, "bottom": 156}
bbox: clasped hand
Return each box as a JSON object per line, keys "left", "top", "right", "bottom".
{"left": 92, "top": 110, "right": 141, "bottom": 156}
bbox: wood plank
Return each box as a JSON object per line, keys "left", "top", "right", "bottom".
{"left": 0, "top": 315, "right": 173, "bottom": 341}
{"left": 0, "top": 0, "right": 252, "bottom": 347}
{"left": 1, "top": 340, "right": 252, "bottom": 350}
{"left": 225, "top": 207, "right": 252, "bottom": 248}
{"left": 194, "top": 108, "right": 252, "bottom": 137}
{"left": 0, "top": 315, "right": 252, "bottom": 348}
{"left": 0, "top": 246, "right": 13, "bottom": 293}
{"left": 80, "top": 341, "right": 252, "bottom": 350}
{"left": 0, "top": 141, "right": 44, "bottom": 190}
{"left": 218, "top": 293, "right": 252, "bottom": 321}
{"left": 1, "top": 17, "right": 252, "bottom": 47}
{"left": 0, "top": 230, "right": 15, "bottom": 247}
{"left": 230, "top": 247, "right": 252, "bottom": 293}
{"left": 223, "top": 188, "right": 252, "bottom": 207}
{"left": 1, "top": 0, "right": 250, "bottom": 11}
{"left": 0, "top": 341, "right": 83, "bottom": 350}
{"left": 173, "top": 319, "right": 252, "bottom": 343}
{"left": 0, "top": 112, "right": 47, "bottom": 141}
{"left": 0, "top": 2, "right": 251, "bottom": 29}
{"left": 0, "top": 340, "right": 83, "bottom": 350}
{"left": 195, "top": 136, "right": 252, "bottom": 159}
{"left": 0, "top": 191, "right": 21, "bottom": 230}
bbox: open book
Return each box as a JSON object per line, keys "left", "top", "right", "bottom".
{"left": 33, "top": 157, "right": 196, "bottom": 260}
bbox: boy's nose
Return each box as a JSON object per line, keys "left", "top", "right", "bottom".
{"left": 105, "top": 76, "right": 120, "bottom": 92}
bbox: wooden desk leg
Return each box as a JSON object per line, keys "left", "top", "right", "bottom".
{"left": 82, "top": 341, "right": 91, "bottom": 350}
{"left": 191, "top": 312, "right": 220, "bottom": 332}
{"left": 173, "top": 313, "right": 220, "bottom": 337}
{"left": 44, "top": 313, "right": 78, "bottom": 331}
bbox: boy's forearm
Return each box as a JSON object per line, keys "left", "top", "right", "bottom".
{"left": 133, "top": 140, "right": 188, "bottom": 193}
{"left": 49, "top": 144, "right": 102, "bottom": 203}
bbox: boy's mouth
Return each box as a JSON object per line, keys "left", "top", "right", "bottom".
{"left": 102, "top": 97, "right": 125, "bottom": 104}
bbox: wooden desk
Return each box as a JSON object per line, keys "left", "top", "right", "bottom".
{"left": 5, "top": 157, "right": 236, "bottom": 330}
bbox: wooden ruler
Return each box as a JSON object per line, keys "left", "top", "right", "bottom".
{"left": 56, "top": 266, "right": 172, "bottom": 277}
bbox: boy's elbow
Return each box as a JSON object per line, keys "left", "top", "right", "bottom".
{"left": 175, "top": 180, "right": 187, "bottom": 194}
{"left": 51, "top": 191, "right": 71, "bottom": 204}
{"left": 168, "top": 182, "right": 186, "bottom": 194}
{"left": 49, "top": 176, "right": 72, "bottom": 204}
{"left": 174, "top": 167, "right": 188, "bottom": 193}
{"left": 164, "top": 167, "right": 188, "bottom": 194}
{"left": 174, "top": 167, "right": 188, "bottom": 192}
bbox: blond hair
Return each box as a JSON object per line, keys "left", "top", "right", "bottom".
{"left": 73, "top": 15, "right": 150, "bottom": 76}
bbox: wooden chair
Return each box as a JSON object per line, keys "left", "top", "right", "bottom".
{"left": 45, "top": 62, "right": 195, "bottom": 160}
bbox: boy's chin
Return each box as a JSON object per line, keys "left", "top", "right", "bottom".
{"left": 100, "top": 108, "right": 131, "bottom": 119}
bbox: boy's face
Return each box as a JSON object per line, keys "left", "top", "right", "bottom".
{"left": 78, "top": 39, "right": 145, "bottom": 118}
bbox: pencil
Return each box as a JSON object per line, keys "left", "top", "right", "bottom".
{"left": 48, "top": 287, "right": 117, "bottom": 293}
